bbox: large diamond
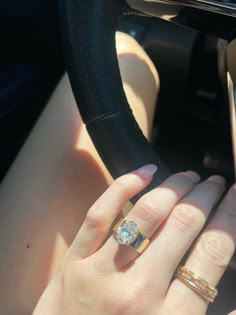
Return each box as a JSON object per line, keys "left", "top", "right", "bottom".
{"left": 115, "top": 220, "right": 139, "bottom": 245}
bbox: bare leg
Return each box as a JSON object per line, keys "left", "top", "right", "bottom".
{"left": 0, "top": 32, "right": 159, "bottom": 314}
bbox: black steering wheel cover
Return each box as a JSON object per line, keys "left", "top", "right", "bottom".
{"left": 59, "top": 0, "right": 170, "bottom": 196}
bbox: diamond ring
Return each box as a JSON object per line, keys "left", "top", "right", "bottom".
{"left": 113, "top": 218, "right": 150, "bottom": 254}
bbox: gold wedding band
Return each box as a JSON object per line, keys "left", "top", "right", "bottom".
{"left": 176, "top": 266, "right": 218, "bottom": 303}
{"left": 113, "top": 218, "right": 150, "bottom": 254}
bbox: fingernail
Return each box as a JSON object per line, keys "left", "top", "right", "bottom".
{"left": 208, "top": 175, "right": 226, "bottom": 185}
{"left": 136, "top": 164, "right": 158, "bottom": 178}
{"left": 184, "top": 171, "right": 201, "bottom": 183}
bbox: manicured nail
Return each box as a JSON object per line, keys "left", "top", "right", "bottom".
{"left": 208, "top": 175, "right": 226, "bottom": 185}
{"left": 184, "top": 171, "right": 201, "bottom": 183}
{"left": 136, "top": 164, "right": 158, "bottom": 178}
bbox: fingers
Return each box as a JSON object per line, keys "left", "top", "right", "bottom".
{"left": 138, "top": 175, "right": 225, "bottom": 291}
{"left": 168, "top": 183, "right": 236, "bottom": 313}
{"left": 65, "top": 164, "right": 157, "bottom": 261}
{"left": 98, "top": 171, "right": 200, "bottom": 270}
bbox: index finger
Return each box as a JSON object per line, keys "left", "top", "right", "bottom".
{"left": 65, "top": 164, "right": 158, "bottom": 262}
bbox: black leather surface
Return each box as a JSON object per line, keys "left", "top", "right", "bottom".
{"left": 59, "top": 0, "right": 170, "bottom": 197}
{"left": 60, "top": 0, "right": 129, "bottom": 123}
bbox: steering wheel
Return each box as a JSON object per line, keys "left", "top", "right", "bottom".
{"left": 59, "top": 0, "right": 236, "bottom": 196}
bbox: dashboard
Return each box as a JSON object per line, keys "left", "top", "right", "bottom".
{"left": 127, "top": 0, "right": 236, "bottom": 39}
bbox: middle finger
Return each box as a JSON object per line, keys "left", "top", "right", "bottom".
{"left": 98, "top": 171, "right": 200, "bottom": 270}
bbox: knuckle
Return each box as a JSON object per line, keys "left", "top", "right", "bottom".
{"left": 135, "top": 197, "right": 161, "bottom": 224}
{"left": 199, "top": 232, "right": 235, "bottom": 269}
{"left": 106, "top": 287, "right": 142, "bottom": 315}
{"left": 104, "top": 275, "right": 149, "bottom": 315}
{"left": 119, "top": 292, "right": 138, "bottom": 314}
{"left": 85, "top": 208, "right": 106, "bottom": 229}
{"left": 113, "top": 176, "right": 129, "bottom": 192}
{"left": 172, "top": 205, "right": 204, "bottom": 234}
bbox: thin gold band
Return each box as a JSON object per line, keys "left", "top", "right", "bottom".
{"left": 176, "top": 266, "right": 218, "bottom": 303}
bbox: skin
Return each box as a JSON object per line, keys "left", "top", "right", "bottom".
{"left": 0, "top": 31, "right": 235, "bottom": 315}
{"left": 33, "top": 165, "right": 236, "bottom": 315}
{"left": 0, "top": 32, "right": 159, "bottom": 314}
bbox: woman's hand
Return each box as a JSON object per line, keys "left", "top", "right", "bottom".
{"left": 33, "top": 165, "right": 236, "bottom": 315}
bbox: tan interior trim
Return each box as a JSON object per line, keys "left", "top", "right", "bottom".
{"left": 227, "top": 72, "right": 236, "bottom": 179}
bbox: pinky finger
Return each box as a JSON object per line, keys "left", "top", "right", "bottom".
{"left": 167, "top": 184, "right": 236, "bottom": 315}
{"left": 66, "top": 164, "right": 158, "bottom": 262}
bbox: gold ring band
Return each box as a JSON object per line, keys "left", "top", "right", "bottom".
{"left": 113, "top": 218, "right": 150, "bottom": 254}
{"left": 176, "top": 266, "right": 218, "bottom": 303}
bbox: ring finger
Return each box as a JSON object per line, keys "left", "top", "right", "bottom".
{"left": 98, "top": 170, "right": 200, "bottom": 270}
{"left": 135, "top": 175, "right": 226, "bottom": 292}
{"left": 166, "top": 183, "right": 236, "bottom": 315}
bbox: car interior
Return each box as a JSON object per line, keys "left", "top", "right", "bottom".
{"left": 1, "top": 0, "right": 236, "bottom": 314}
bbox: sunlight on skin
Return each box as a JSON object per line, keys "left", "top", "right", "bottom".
{"left": 75, "top": 31, "right": 160, "bottom": 180}
{"left": 117, "top": 32, "right": 159, "bottom": 140}
{"left": 0, "top": 75, "right": 110, "bottom": 312}
{"left": 75, "top": 31, "right": 160, "bottom": 218}
{"left": 0, "top": 32, "right": 159, "bottom": 314}
{"left": 9, "top": 28, "right": 160, "bottom": 296}
{"left": 52, "top": 31, "right": 160, "bottom": 278}
{"left": 48, "top": 233, "right": 68, "bottom": 280}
